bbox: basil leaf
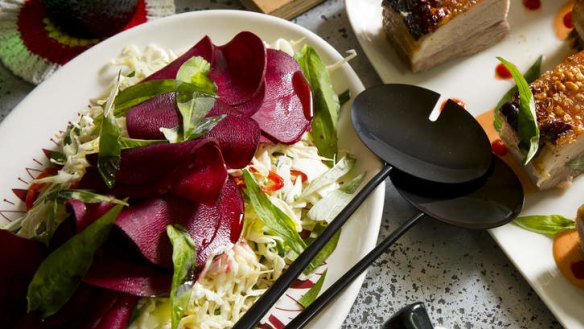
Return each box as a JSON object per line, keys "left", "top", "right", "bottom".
{"left": 494, "top": 56, "right": 543, "bottom": 132}
{"left": 242, "top": 169, "right": 307, "bottom": 257}
{"left": 176, "top": 57, "right": 216, "bottom": 95}
{"left": 160, "top": 126, "right": 180, "bottom": 143}
{"left": 98, "top": 79, "right": 123, "bottom": 188}
{"left": 166, "top": 225, "right": 197, "bottom": 329}
{"left": 27, "top": 202, "right": 125, "bottom": 318}
{"left": 497, "top": 57, "right": 540, "bottom": 164}
{"left": 513, "top": 214, "right": 575, "bottom": 237}
{"left": 298, "top": 270, "right": 327, "bottom": 308}
{"left": 296, "top": 45, "right": 340, "bottom": 162}
{"left": 45, "top": 189, "right": 127, "bottom": 206}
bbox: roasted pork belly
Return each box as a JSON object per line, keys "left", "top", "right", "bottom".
{"left": 498, "top": 51, "right": 584, "bottom": 190}
{"left": 381, "top": 0, "right": 510, "bottom": 72}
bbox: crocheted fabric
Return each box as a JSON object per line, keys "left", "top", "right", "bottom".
{"left": 0, "top": 0, "right": 175, "bottom": 84}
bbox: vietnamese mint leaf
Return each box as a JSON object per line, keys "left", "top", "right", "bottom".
{"left": 295, "top": 45, "right": 340, "bottom": 162}
{"left": 166, "top": 224, "right": 197, "bottom": 329}
{"left": 27, "top": 202, "right": 125, "bottom": 318}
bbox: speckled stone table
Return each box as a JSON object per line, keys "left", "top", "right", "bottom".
{"left": 0, "top": 0, "right": 564, "bottom": 328}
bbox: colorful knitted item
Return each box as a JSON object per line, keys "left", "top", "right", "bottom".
{"left": 0, "top": 0, "right": 175, "bottom": 84}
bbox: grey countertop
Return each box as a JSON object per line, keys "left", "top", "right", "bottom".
{"left": 0, "top": 0, "right": 563, "bottom": 328}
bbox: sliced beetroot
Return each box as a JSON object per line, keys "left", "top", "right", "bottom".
{"left": 144, "top": 36, "right": 215, "bottom": 81}
{"left": 91, "top": 294, "right": 138, "bottom": 329}
{"left": 67, "top": 200, "right": 115, "bottom": 232}
{"left": 0, "top": 230, "right": 46, "bottom": 328}
{"left": 80, "top": 139, "right": 227, "bottom": 204}
{"left": 115, "top": 178, "right": 243, "bottom": 268}
{"left": 125, "top": 92, "right": 179, "bottom": 140}
{"left": 209, "top": 31, "right": 266, "bottom": 106}
{"left": 207, "top": 102, "right": 260, "bottom": 169}
{"left": 251, "top": 49, "right": 313, "bottom": 144}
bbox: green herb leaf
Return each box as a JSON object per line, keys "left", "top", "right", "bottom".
{"left": 118, "top": 137, "right": 166, "bottom": 149}
{"left": 176, "top": 92, "right": 217, "bottom": 139}
{"left": 338, "top": 89, "right": 351, "bottom": 106}
{"left": 298, "top": 270, "right": 327, "bottom": 308}
{"left": 98, "top": 81, "right": 123, "bottom": 188}
{"left": 27, "top": 202, "right": 125, "bottom": 318}
{"left": 242, "top": 169, "right": 307, "bottom": 257}
{"left": 184, "top": 115, "right": 226, "bottom": 141}
{"left": 513, "top": 214, "right": 575, "bottom": 237}
{"left": 45, "top": 150, "right": 66, "bottom": 166}
{"left": 295, "top": 45, "right": 340, "bottom": 162}
{"left": 494, "top": 56, "right": 543, "bottom": 132}
{"left": 304, "top": 226, "right": 340, "bottom": 274}
{"left": 166, "top": 225, "right": 197, "bottom": 329}
{"left": 176, "top": 57, "right": 216, "bottom": 95}
{"left": 45, "top": 189, "right": 128, "bottom": 206}
{"left": 114, "top": 79, "right": 195, "bottom": 116}
{"left": 497, "top": 57, "right": 540, "bottom": 164}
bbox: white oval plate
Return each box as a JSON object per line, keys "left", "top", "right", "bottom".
{"left": 0, "top": 10, "right": 385, "bottom": 329}
{"left": 346, "top": 0, "right": 584, "bottom": 327}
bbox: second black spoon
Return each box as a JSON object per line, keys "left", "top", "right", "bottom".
{"left": 285, "top": 156, "right": 524, "bottom": 328}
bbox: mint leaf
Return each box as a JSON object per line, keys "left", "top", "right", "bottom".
{"left": 166, "top": 225, "right": 197, "bottom": 329}
{"left": 497, "top": 57, "right": 540, "bottom": 164}
{"left": 295, "top": 45, "right": 340, "bottom": 162}
{"left": 27, "top": 202, "right": 125, "bottom": 318}
{"left": 513, "top": 214, "right": 575, "bottom": 237}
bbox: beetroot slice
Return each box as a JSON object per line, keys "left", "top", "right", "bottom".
{"left": 114, "top": 178, "right": 243, "bottom": 268}
{"left": 0, "top": 230, "right": 46, "bottom": 329}
{"left": 144, "top": 36, "right": 215, "bottom": 81}
{"left": 80, "top": 139, "right": 228, "bottom": 204}
{"left": 210, "top": 31, "right": 266, "bottom": 106}
{"left": 207, "top": 101, "right": 260, "bottom": 169}
{"left": 83, "top": 247, "right": 172, "bottom": 297}
{"left": 251, "top": 49, "right": 313, "bottom": 144}
{"left": 67, "top": 200, "right": 115, "bottom": 232}
{"left": 91, "top": 294, "right": 138, "bottom": 329}
{"left": 125, "top": 92, "right": 179, "bottom": 140}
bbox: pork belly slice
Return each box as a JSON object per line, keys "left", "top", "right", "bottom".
{"left": 381, "top": 0, "right": 510, "bottom": 72}
{"left": 498, "top": 51, "right": 584, "bottom": 190}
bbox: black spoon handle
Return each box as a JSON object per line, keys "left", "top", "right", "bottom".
{"left": 232, "top": 164, "right": 393, "bottom": 329}
{"left": 285, "top": 212, "right": 424, "bottom": 329}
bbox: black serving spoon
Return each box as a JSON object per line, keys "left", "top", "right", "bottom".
{"left": 284, "top": 156, "right": 524, "bottom": 328}
{"left": 232, "top": 84, "right": 493, "bottom": 329}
